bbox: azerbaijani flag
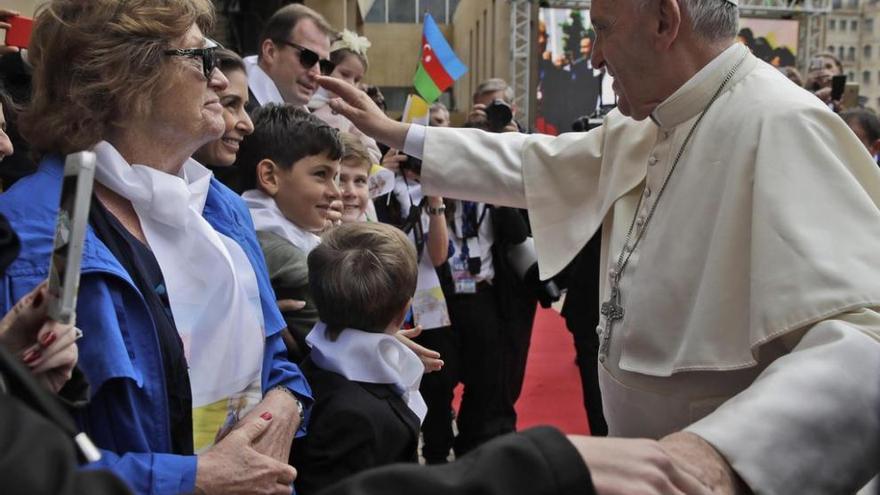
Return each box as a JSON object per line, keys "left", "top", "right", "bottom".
{"left": 413, "top": 13, "right": 467, "bottom": 103}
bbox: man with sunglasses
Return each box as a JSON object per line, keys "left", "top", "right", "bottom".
{"left": 243, "top": 4, "right": 334, "bottom": 111}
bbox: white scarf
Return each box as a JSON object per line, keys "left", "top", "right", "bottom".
{"left": 307, "top": 322, "right": 427, "bottom": 423}
{"left": 244, "top": 55, "right": 284, "bottom": 106}
{"left": 242, "top": 189, "right": 322, "bottom": 254}
{"left": 92, "top": 141, "right": 265, "bottom": 407}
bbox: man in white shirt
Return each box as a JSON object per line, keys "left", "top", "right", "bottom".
{"left": 318, "top": 0, "right": 880, "bottom": 493}
{"left": 243, "top": 4, "right": 334, "bottom": 110}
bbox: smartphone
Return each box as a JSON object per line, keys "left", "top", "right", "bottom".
{"left": 830, "top": 74, "right": 847, "bottom": 101}
{"left": 5, "top": 15, "right": 33, "bottom": 49}
{"left": 46, "top": 151, "right": 96, "bottom": 325}
{"left": 841, "top": 82, "right": 859, "bottom": 109}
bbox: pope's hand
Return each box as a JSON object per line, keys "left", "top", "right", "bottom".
{"left": 660, "top": 432, "right": 746, "bottom": 495}
{"left": 566, "top": 435, "right": 713, "bottom": 495}
{"left": 318, "top": 76, "right": 410, "bottom": 150}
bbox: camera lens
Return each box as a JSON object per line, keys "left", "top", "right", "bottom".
{"left": 485, "top": 99, "right": 513, "bottom": 132}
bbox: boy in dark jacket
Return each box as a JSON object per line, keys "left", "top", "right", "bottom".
{"left": 291, "top": 222, "right": 425, "bottom": 494}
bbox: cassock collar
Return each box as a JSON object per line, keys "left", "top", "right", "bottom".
{"left": 651, "top": 43, "right": 749, "bottom": 130}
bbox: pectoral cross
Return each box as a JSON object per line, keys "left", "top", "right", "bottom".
{"left": 598, "top": 285, "right": 624, "bottom": 362}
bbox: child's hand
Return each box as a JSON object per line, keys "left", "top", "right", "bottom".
{"left": 396, "top": 326, "right": 444, "bottom": 373}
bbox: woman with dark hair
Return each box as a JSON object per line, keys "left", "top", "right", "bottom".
{"left": 0, "top": 2, "right": 310, "bottom": 494}
{"left": 194, "top": 48, "right": 255, "bottom": 192}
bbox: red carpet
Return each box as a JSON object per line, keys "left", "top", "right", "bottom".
{"left": 515, "top": 307, "right": 590, "bottom": 434}
{"left": 452, "top": 306, "right": 590, "bottom": 435}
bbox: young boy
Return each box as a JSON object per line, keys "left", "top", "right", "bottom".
{"left": 337, "top": 132, "right": 371, "bottom": 223}
{"left": 237, "top": 103, "right": 343, "bottom": 362}
{"left": 291, "top": 222, "right": 426, "bottom": 495}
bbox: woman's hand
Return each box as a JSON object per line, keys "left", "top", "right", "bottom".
{"left": 0, "top": 9, "right": 22, "bottom": 56}
{"left": 246, "top": 388, "right": 301, "bottom": 464}
{"left": 0, "top": 282, "right": 80, "bottom": 393}
{"left": 396, "top": 326, "right": 444, "bottom": 373}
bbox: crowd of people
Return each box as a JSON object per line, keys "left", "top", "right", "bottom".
{"left": 0, "top": 0, "right": 878, "bottom": 494}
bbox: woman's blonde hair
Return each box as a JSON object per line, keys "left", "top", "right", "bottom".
{"left": 21, "top": 0, "right": 214, "bottom": 156}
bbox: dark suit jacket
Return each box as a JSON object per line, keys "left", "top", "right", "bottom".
{"left": 0, "top": 347, "right": 132, "bottom": 495}
{"left": 292, "top": 358, "right": 420, "bottom": 495}
{"left": 316, "top": 426, "right": 595, "bottom": 495}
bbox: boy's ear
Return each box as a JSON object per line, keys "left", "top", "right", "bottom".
{"left": 256, "top": 159, "right": 281, "bottom": 196}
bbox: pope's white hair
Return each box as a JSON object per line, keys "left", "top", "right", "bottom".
{"left": 638, "top": 0, "right": 739, "bottom": 41}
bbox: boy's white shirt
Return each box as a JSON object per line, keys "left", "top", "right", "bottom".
{"left": 307, "top": 322, "right": 427, "bottom": 423}
{"left": 242, "top": 189, "right": 322, "bottom": 254}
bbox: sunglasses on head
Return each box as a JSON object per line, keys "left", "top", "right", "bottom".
{"left": 164, "top": 38, "right": 220, "bottom": 80}
{"left": 273, "top": 39, "right": 335, "bottom": 75}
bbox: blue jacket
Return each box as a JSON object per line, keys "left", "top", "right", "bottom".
{"left": 0, "top": 157, "right": 313, "bottom": 494}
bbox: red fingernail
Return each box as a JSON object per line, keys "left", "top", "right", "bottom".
{"left": 40, "top": 332, "right": 56, "bottom": 347}
{"left": 23, "top": 349, "right": 41, "bottom": 363}
{"left": 260, "top": 412, "right": 272, "bottom": 421}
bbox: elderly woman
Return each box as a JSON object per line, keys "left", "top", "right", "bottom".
{"left": 0, "top": 1, "right": 311, "bottom": 494}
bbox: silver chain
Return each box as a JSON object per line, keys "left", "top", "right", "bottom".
{"left": 610, "top": 54, "right": 748, "bottom": 290}
{"left": 597, "top": 53, "right": 748, "bottom": 362}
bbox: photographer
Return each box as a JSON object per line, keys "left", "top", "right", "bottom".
{"left": 804, "top": 52, "right": 844, "bottom": 111}
{"left": 429, "top": 79, "right": 556, "bottom": 459}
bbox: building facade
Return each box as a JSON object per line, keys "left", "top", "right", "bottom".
{"left": 825, "top": 0, "right": 880, "bottom": 109}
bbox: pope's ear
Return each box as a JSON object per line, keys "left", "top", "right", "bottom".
{"left": 256, "top": 159, "right": 281, "bottom": 196}
{"left": 654, "top": 0, "right": 682, "bottom": 50}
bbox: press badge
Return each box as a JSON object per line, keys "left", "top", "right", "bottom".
{"left": 451, "top": 256, "right": 477, "bottom": 294}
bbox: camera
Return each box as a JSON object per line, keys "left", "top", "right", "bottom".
{"left": 506, "top": 237, "right": 561, "bottom": 308}
{"left": 399, "top": 154, "right": 422, "bottom": 175}
{"left": 485, "top": 98, "right": 513, "bottom": 132}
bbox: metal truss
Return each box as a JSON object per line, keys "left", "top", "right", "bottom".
{"left": 510, "top": 0, "right": 534, "bottom": 126}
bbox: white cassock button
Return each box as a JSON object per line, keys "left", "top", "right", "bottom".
{"left": 644, "top": 187, "right": 652, "bottom": 198}
{"left": 648, "top": 155, "right": 658, "bottom": 166}
{"left": 608, "top": 268, "right": 617, "bottom": 280}
{"left": 635, "top": 215, "right": 646, "bottom": 227}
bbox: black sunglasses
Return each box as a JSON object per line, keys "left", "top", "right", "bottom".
{"left": 273, "top": 39, "right": 335, "bottom": 75}
{"left": 164, "top": 39, "right": 220, "bottom": 80}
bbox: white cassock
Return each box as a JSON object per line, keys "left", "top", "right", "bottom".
{"left": 408, "top": 42, "right": 880, "bottom": 494}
